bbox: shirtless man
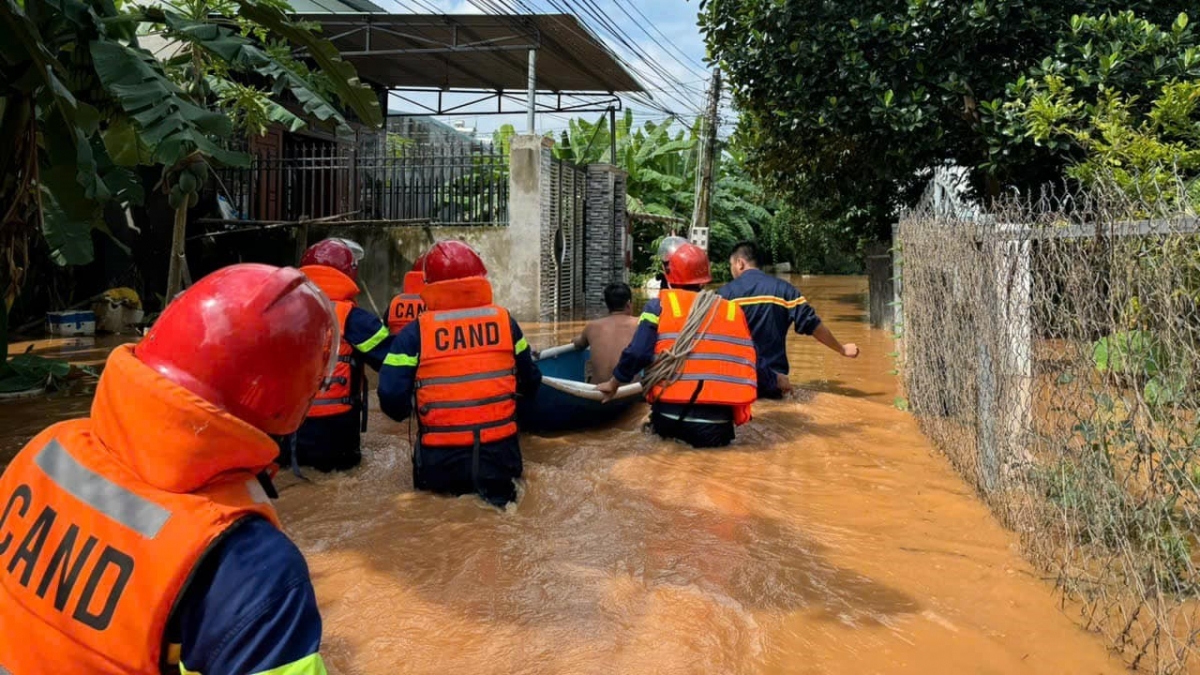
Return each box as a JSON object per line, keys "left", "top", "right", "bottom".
{"left": 573, "top": 282, "right": 639, "bottom": 383}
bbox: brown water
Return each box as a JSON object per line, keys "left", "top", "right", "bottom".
{"left": 0, "top": 277, "right": 1123, "bottom": 672}
{"left": 1, "top": 336, "right": 132, "bottom": 464}
{"left": 278, "top": 276, "right": 1121, "bottom": 674}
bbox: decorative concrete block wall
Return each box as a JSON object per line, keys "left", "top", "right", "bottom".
{"left": 584, "top": 164, "right": 630, "bottom": 317}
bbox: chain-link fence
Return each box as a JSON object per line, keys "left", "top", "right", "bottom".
{"left": 897, "top": 178, "right": 1200, "bottom": 672}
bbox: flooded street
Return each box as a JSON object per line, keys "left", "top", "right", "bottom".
{"left": 281, "top": 276, "right": 1121, "bottom": 674}
{"left": 0, "top": 276, "right": 1122, "bottom": 672}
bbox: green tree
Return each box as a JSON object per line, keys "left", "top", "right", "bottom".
{"left": 699, "top": 0, "right": 1193, "bottom": 240}
{"left": 993, "top": 12, "right": 1200, "bottom": 199}
{"left": 0, "top": 0, "right": 382, "bottom": 308}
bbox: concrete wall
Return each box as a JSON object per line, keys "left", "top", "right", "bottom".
{"left": 304, "top": 134, "right": 625, "bottom": 324}
{"left": 509, "top": 135, "right": 554, "bottom": 321}
{"left": 307, "top": 223, "right": 508, "bottom": 318}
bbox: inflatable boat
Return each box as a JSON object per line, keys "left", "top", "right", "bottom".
{"left": 518, "top": 344, "right": 643, "bottom": 432}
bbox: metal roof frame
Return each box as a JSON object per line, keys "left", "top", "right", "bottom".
{"left": 292, "top": 13, "right": 644, "bottom": 95}
{"left": 386, "top": 88, "right": 621, "bottom": 117}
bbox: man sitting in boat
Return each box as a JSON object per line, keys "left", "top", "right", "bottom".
{"left": 571, "top": 282, "right": 639, "bottom": 383}
{"left": 597, "top": 244, "right": 758, "bottom": 448}
{"left": 387, "top": 252, "right": 426, "bottom": 335}
{"left": 718, "top": 240, "right": 859, "bottom": 399}
{"left": 378, "top": 240, "right": 542, "bottom": 507}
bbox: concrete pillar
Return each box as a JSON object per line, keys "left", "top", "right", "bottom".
{"left": 584, "top": 164, "right": 629, "bottom": 317}
{"left": 501, "top": 134, "right": 555, "bottom": 322}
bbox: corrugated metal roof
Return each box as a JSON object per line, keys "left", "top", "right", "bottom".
{"left": 289, "top": 0, "right": 385, "bottom": 14}
{"left": 295, "top": 13, "right": 643, "bottom": 93}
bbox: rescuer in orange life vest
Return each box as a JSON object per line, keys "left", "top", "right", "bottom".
{"left": 387, "top": 251, "right": 427, "bottom": 334}
{"left": 377, "top": 240, "right": 542, "bottom": 507}
{"left": 0, "top": 264, "right": 337, "bottom": 675}
{"left": 597, "top": 243, "right": 759, "bottom": 448}
{"left": 291, "top": 238, "right": 393, "bottom": 472}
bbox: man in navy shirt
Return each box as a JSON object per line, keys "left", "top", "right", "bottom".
{"left": 717, "top": 241, "right": 859, "bottom": 398}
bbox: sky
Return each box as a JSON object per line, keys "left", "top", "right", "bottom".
{"left": 363, "top": 0, "right": 736, "bottom": 138}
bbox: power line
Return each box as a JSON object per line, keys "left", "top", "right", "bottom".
{"left": 394, "top": 0, "right": 711, "bottom": 122}
{"left": 522, "top": 0, "right": 705, "bottom": 115}
{"left": 608, "top": 0, "right": 709, "bottom": 79}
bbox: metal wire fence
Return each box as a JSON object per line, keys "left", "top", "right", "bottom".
{"left": 897, "top": 177, "right": 1200, "bottom": 672}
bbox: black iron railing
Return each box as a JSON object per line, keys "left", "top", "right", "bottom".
{"left": 214, "top": 142, "right": 509, "bottom": 225}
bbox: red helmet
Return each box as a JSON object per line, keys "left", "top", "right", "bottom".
{"left": 136, "top": 264, "right": 337, "bottom": 436}
{"left": 423, "top": 240, "right": 487, "bottom": 284}
{"left": 301, "top": 239, "right": 358, "bottom": 281}
{"left": 664, "top": 243, "right": 712, "bottom": 286}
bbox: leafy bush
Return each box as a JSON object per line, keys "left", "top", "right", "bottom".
{"left": 0, "top": 354, "right": 71, "bottom": 393}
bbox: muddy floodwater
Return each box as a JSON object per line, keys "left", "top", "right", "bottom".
{"left": 0, "top": 277, "right": 1123, "bottom": 673}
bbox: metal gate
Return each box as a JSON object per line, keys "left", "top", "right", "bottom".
{"left": 549, "top": 157, "right": 587, "bottom": 320}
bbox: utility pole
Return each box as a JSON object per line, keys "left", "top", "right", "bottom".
{"left": 689, "top": 69, "right": 721, "bottom": 252}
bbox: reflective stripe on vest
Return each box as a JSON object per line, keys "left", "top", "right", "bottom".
{"left": 657, "top": 332, "right": 755, "bottom": 348}
{"left": 0, "top": 428, "right": 278, "bottom": 675}
{"left": 433, "top": 307, "right": 498, "bottom": 321}
{"left": 419, "top": 393, "right": 516, "bottom": 413}
{"left": 676, "top": 373, "right": 758, "bottom": 388}
{"left": 418, "top": 414, "right": 518, "bottom": 435}
{"left": 415, "top": 305, "right": 517, "bottom": 447}
{"left": 416, "top": 368, "right": 515, "bottom": 388}
{"left": 310, "top": 301, "right": 357, "bottom": 418}
{"left": 650, "top": 290, "right": 758, "bottom": 411}
{"left": 34, "top": 440, "right": 170, "bottom": 539}
{"left": 388, "top": 293, "right": 425, "bottom": 335}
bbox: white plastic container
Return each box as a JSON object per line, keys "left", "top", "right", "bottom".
{"left": 46, "top": 310, "right": 96, "bottom": 336}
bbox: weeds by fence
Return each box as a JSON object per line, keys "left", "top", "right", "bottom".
{"left": 897, "top": 178, "right": 1200, "bottom": 672}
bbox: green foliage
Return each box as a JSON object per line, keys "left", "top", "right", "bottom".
{"left": 552, "top": 110, "right": 816, "bottom": 274}
{"left": 0, "top": 353, "right": 71, "bottom": 393}
{"left": 0, "top": 0, "right": 381, "bottom": 278}
{"left": 1091, "top": 329, "right": 1194, "bottom": 410}
{"left": 1092, "top": 330, "right": 1166, "bottom": 379}
{"left": 700, "top": 0, "right": 1195, "bottom": 241}
{"left": 993, "top": 12, "right": 1200, "bottom": 200}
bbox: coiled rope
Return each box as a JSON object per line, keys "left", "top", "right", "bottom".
{"left": 640, "top": 289, "right": 723, "bottom": 396}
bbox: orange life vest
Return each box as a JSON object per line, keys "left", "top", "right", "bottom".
{"left": 0, "top": 346, "right": 280, "bottom": 675}
{"left": 651, "top": 289, "right": 758, "bottom": 425}
{"left": 415, "top": 277, "right": 518, "bottom": 447}
{"left": 301, "top": 265, "right": 362, "bottom": 418}
{"left": 388, "top": 271, "right": 426, "bottom": 334}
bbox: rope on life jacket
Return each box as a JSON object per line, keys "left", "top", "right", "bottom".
{"left": 640, "top": 289, "right": 723, "bottom": 400}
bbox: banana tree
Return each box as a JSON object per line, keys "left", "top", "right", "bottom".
{"left": 0, "top": 0, "right": 383, "bottom": 319}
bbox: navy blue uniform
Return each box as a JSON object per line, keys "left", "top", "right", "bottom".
{"left": 286, "top": 306, "right": 392, "bottom": 472}
{"left": 377, "top": 315, "right": 541, "bottom": 506}
{"left": 170, "top": 518, "right": 325, "bottom": 674}
{"left": 717, "top": 269, "right": 821, "bottom": 397}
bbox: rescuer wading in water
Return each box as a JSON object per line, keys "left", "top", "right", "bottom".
{"left": 0, "top": 264, "right": 336, "bottom": 675}
{"left": 290, "top": 239, "right": 392, "bottom": 472}
{"left": 718, "top": 240, "right": 859, "bottom": 398}
{"left": 378, "top": 240, "right": 542, "bottom": 507}
{"left": 387, "top": 251, "right": 427, "bottom": 335}
{"left": 598, "top": 243, "right": 758, "bottom": 448}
